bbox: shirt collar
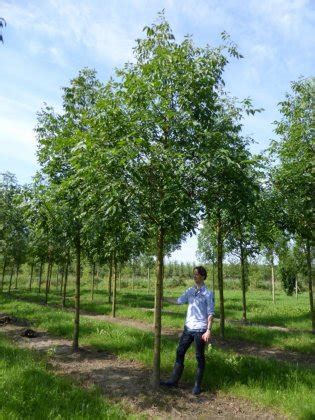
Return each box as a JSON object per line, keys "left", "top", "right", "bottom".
{"left": 194, "top": 284, "right": 206, "bottom": 293}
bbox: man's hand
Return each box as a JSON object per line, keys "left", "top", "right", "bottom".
{"left": 163, "top": 297, "right": 178, "bottom": 304}
{"left": 202, "top": 330, "right": 211, "bottom": 343}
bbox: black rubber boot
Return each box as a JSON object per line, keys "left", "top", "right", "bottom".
{"left": 192, "top": 368, "right": 204, "bottom": 395}
{"left": 160, "top": 363, "right": 184, "bottom": 387}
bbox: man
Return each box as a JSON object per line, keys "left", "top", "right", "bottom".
{"left": 161, "top": 266, "right": 214, "bottom": 395}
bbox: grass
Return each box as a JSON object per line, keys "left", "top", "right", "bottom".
{"left": 0, "top": 333, "right": 133, "bottom": 420}
{"left": 0, "top": 293, "right": 314, "bottom": 419}
{"left": 4, "top": 278, "right": 314, "bottom": 354}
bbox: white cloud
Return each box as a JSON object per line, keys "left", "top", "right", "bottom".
{"left": 250, "top": 0, "right": 314, "bottom": 38}
{"left": 48, "top": 46, "right": 67, "bottom": 66}
{"left": 250, "top": 44, "right": 275, "bottom": 61}
{"left": 1, "top": 0, "right": 143, "bottom": 64}
{"left": 179, "top": 0, "right": 232, "bottom": 27}
{"left": 0, "top": 116, "right": 37, "bottom": 163}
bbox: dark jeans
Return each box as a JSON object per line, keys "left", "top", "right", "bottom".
{"left": 176, "top": 327, "right": 207, "bottom": 370}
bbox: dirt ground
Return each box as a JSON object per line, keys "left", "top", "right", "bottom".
{"left": 0, "top": 315, "right": 290, "bottom": 419}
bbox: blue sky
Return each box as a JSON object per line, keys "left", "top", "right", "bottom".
{"left": 1, "top": 0, "right": 314, "bottom": 262}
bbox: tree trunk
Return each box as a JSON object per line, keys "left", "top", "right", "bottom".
{"left": 8, "top": 266, "right": 14, "bottom": 293}
{"left": 271, "top": 253, "right": 275, "bottom": 304}
{"left": 62, "top": 256, "right": 69, "bottom": 308}
{"left": 108, "top": 256, "right": 113, "bottom": 304}
{"left": 73, "top": 234, "right": 81, "bottom": 351}
{"left": 14, "top": 264, "right": 20, "bottom": 289}
{"left": 212, "top": 260, "right": 215, "bottom": 291}
{"left": 152, "top": 226, "right": 164, "bottom": 389}
{"left": 29, "top": 263, "right": 34, "bottom": 291}
{"left": 60, "top": 263, "right": 66, "bottom": 295}
{"left": 132, "top": 266, "right": 135, "bottom": 291}
{"left": 306, "top": 239, "right": 314, "bottom": 332}
{"left": 45, "top": 260, "right": 52, "bottom": 304}
{"left": 216, "top": 214, "right": 225, "bottom": 339}
{"left": 91, "top": 262, "right": 96, "bottom": 301}
{"left": 240, "top": 243, "right": 247, "bottom": 323}
{"left": 48, "top": 262, "right": 53, "bottom": 292}
{"left": 112, "top": 252, "right": 117, "bottom": 318}
{"left": 60, "top": 264, "right": 64, "bottom": 295}
{"left": 147, "top": 267, "right": 150, "bottom": 293}
{"left": 1, "top": 255, "right": 7, "bottom": 291}
{"left": 56, "top": 265, "right": 60, "bottom": 291}
{"left": 38, "top": 261, "right": 43, "bottom": 293}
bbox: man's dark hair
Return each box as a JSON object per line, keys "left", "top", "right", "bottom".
{"left": 194, "top": 266, "right": 207, "bottom": 280}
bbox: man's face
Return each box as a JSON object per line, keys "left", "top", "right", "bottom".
{"left": 193, "top": 269, "right": 204, "bottom": 286}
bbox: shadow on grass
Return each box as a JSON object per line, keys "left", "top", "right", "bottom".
{"left": 224, "top": 325, "right": 315, "bottom": 354}
{"left": 116, "top": 292, "right": 154, "bottom": 308}
{"left": 248, "top": 312, "right": 312, "bottom": 329}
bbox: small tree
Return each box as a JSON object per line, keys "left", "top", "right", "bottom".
{"left": 36, "top": 69, "right": 102, "bottom": 350}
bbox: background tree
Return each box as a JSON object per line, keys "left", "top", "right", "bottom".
{"left": 270, "top": 77, "right": 314, "bottom": 331}
{"left": 197, "top": 92, "right": 262, "bottom": 337}
{"left": 197, "top": 219, "right": 218, "bottom": 291}
{"left": 36, "top": 68, "right": 102, "bottom": 350}
{"left": 0, "top": 172, "right": 28, "bottom": 292}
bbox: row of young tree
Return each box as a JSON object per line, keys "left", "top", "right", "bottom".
{"left": 1, "top": 15, "right": 313, "bottom": 387}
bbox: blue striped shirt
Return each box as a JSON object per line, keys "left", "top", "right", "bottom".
{"left": 177, "top": 285, "right": 215, "bottom": 331}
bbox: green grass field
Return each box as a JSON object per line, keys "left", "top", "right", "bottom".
{"left": 0, "top": 292, "right": 314, "bottom": 419}
{"left": 3, "top": 275, "right": 314, "bottom": 354}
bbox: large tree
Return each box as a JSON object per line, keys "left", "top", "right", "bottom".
{"left": 116, "top": 15, "right": 247, "bottom": 386}
{"left": 271, "top": 78, "right": 314, "bottom": 332}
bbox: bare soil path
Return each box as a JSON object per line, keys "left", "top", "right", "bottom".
{"left": 0, "top": 317, "right": 288, "bottom": 419}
